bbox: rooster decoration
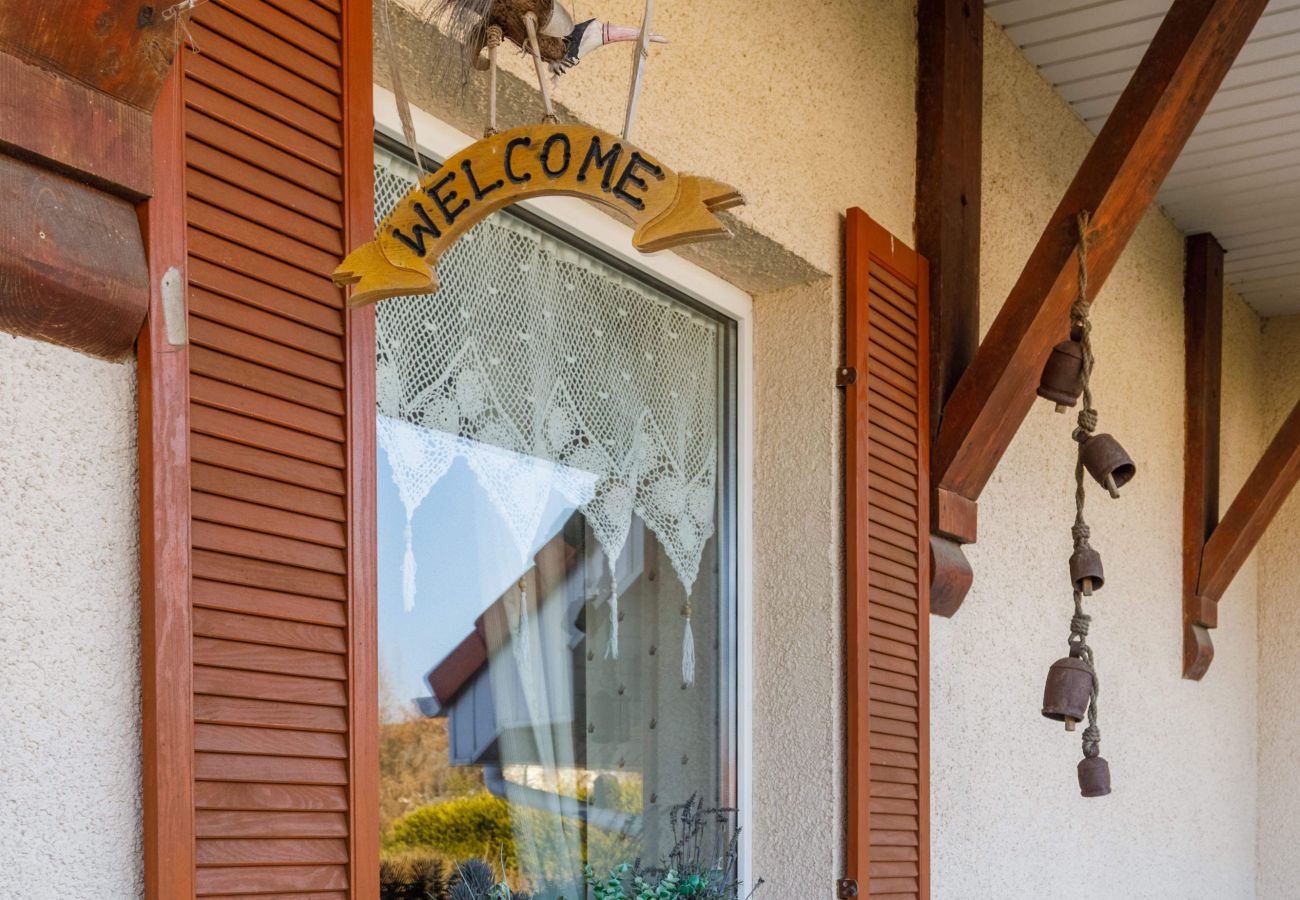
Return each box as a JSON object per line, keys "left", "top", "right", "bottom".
{"left": 429, "top": 0, "right": 665, "bottom": 133}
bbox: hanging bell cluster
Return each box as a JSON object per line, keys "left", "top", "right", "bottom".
{"left": 1036, "top": 211, "right": 1134, "bottom": 799}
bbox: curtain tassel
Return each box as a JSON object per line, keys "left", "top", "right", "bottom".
{"left": 605, "top": 587, "right": 620, "bottom": 659}
{"left": 402, "top": 518, "right": 417, "bottom": 612}
{"left": 512, "top": 577, "right": 533, "bottom": 676}
{"left": 681, "top": 603, "right": 695, "bottom": 687}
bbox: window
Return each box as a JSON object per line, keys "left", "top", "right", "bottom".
{"left": 372, "top": 142, "right": 746, "bottom": 897}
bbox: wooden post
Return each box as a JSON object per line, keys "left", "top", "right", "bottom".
{"left": 917, "top": 0, "right": 983, "bottom": 614}
{"left": 1183, "top": 233, "right": 1223, "bottom": 679}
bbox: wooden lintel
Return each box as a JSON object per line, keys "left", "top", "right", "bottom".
{"left": 0, "top": 50, "right": 153, "bottom": 200}
{"left": 1182, "top": 233, "right": 1223, "bottom": 680}
{"left": 933, "top": 0, "right": 1269, "bottom": 507}
{"left": 1198, "top": 398, "right": 1300, "bottom": 611}
{"left": 0, "top": 151, "right": 149, "bottom": 359}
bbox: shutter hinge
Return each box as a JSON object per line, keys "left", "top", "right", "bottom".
{"left": 836, "top": 878, "right": 860, "bottom": 898}
{"left": 836, "top": 366, "right": 857, "bottom": 388}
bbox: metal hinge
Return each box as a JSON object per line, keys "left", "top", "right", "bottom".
{"left": 836, "top": 878, "right": 860, "bottom": 899}
{"left": 836, "top": 366, "right": 858, "bottom": 388}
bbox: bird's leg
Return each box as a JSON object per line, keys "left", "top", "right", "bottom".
{"left": 485, "top": 24, "right": 502, "bottom": 136}
{"left": 523, "top": 11, "right": 558, "bottom": 123}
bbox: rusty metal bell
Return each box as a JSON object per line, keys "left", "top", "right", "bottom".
{"left": 1037, "top": 340, "right": 1086, "bottom": 412}
{"left": 1081, "top": 433, "right": 1136, "bottom": 498}
{"left": 1069, "top": 546, "right": 1105, "bottom": 596}
{"left": 1078, "top": 754, "right": 1112, "bottom": 798}
{"left": 1042, "top": 653, "right": 1093, "bottom": 731}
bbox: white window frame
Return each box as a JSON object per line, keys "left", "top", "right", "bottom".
{"left": 373, "top": 85, "right": 756, "bottom": 891}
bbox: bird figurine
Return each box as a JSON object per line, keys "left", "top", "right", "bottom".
{"left": 429, "top": 0, "right": 666, "bottom": 126}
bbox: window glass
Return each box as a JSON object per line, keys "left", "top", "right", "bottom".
{"left": 374, "top": 148, "right": 738, "bottom": 898}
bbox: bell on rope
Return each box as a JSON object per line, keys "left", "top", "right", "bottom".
{"left": 1037, "top": 340, "right": 1086, "bottom": 412}
{"left": 1041, "top": 653, "right": 1094, "bottom": 731}
{"left": 1069, "top": 546, "right": 1105, "bottom": 596}
{"left": 1080, "top": 433, "right": 1137, "bottom": 498}
{"left": 1078, "top": 754, "right": 1112, "bottom": 798}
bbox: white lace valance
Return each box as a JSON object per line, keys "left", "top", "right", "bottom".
{"left": 374, "top": 151, "right": 721, "bottom": 660}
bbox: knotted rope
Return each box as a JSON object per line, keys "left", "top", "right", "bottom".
{"left": 1067, "top": 210, "right": 1102, "bottom": 761}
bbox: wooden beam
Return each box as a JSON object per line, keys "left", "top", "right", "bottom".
{"left": 1182, "top": 233, "right": 1223, "bottom": 680}
{"left": 1197, "top": 398, "right": 1300, "bottom": 609}
{"left": 934, "top": 0, "right": 1269, "bottom": 504}
{"left": 0, "top": 1, "right": 178, "bottom": 110}
{"left": 918, "top": 0, "right": 983, "bottom": 557}
{"left": 0, "top": 151, "right": 148, "bottom": 359}
{"left": 0, "top": 50, "right": 152, "bottom": 199}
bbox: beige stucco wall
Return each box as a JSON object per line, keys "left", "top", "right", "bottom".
{"left": 1255, "top": 314, "right": 1300, "bottom": 899}
{"left": 0, "top": 336, "right": 141, "bottom": 898}
{"left": 931, "top": 21, "right": 1265, "bottom": 898}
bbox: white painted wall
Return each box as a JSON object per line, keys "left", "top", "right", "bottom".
{"left": 1255, "top": 315, "right": 1300, "bottom": 900}
{"left": 0, "top": 335, "right": 141, "bottom": 899}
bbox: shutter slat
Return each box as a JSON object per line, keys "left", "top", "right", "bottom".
{"left": 195, "top": 782, "right": 348, "bottom": 812}
{"left": 191, "top": 376, "right": 346, "bottom": 443}
{"left": 196, "top": 863, "right": 349, "bottom": 895}
{"left": 193, "top": 580, "right": 347, "bottom": 628}
{"left": 197, "top": 810, "right": 349, "bottom": 839}
{"left": 191, "top": 317, "right": 344, "bottom": 388}
{"left": 191, "top": 406, "right": 346, "bottom": 469}
{"left": 192, "top": 436, "right": 346, "bottom": 496}
{"left": 194, "top": 636, "right": 347, "bottom": 681}
{"left": 186, "top": 22, "right": 341, "bottom": 119}
{"left": 193, "top": 5, "right": 340, "bottom": 91}
{"left": 194, "top": 607, "right": 347, "bottom": 653}
{"left": 193, "top": 549, "right": 346, "bottom": 602}
{"left": 185, "top": 137, "right": 344, "bottom": 225}
{"left": 194, "top": 666, "right": 347, "bottom": 707}
{"left": 195, "top": 725, "right": 348, "bottom": 759}
{"left": 188, "top": 259, "right": 344, "bottom": 334}
{"left": 194, "top": 696, "right": 347, "bottom": 733}
{"left": 191, "top": 290, "right": 344, "bottom": 361}
{"left": 196, "top": 837, "right": 349, "bottom": 866}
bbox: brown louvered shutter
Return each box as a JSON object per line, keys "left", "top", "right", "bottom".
{"left": 844, "top": 209, "right": 930, "bottom": 899}
{"left": 175, "top": 1, "right": 373, "bottom": 896}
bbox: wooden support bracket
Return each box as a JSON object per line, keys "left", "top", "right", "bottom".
{"left": 925, "top": 0, "right": 1268, "bottom": 615}
{"left": 917, "top": 0, "right": 982, "bottom": 617}
{"left": 1183, "top": 233, "right": 1300, "bottom": 679}
{"left": 1183, "top": 234, "right": 1222, "bottom": 679}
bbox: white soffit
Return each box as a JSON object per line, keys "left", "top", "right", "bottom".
{"left": 987, "top": 0, "right": 1300, "bottom": 317}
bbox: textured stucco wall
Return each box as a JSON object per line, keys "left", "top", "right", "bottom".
{"left": 0, "top": 335, "right": 141, "bottom": 898}
{"left": 930, "top": 21, "right": 1265, "bottom": 899}
{"left": 1256, "top": 314, "right": 1300, "bottom": 899}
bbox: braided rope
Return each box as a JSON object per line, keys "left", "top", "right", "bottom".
{"left": 1067, "top": 211, "right": 1102, "bottom": 760}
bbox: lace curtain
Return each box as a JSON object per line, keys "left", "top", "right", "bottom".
{"left": 374, "top": 150, "right": 720, "bottom": 682}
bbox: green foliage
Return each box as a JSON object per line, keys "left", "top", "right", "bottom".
{"left": 388, "top": 793, "right": 519, "bottom": 871}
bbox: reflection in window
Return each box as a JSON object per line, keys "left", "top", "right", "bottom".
{"left": 374, "top": 149, "right": 738, "bottom": 898}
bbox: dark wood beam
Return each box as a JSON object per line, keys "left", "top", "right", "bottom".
{"left": 0, "top": 1, "right": 178, "bottom": 111}
{"left": 1198, "top": 398, "right": 1300, "bottom": 611}
{"left": 934, "top": 0, "right": 1269, "bottom": 506}
{"left": 1182, "top": 233, "right": 1223, "bottom": 680}
{"left": 917, "top": 0, "right": 983, "bottom": 455}
{"left": 0, "top": 50, "right": 152, "bottom": 200}
{"left": 917, "top": 0, "right": 983, "bottom": 615}
{"left": 0, "top": 152, "right": 149, "bottom": 359}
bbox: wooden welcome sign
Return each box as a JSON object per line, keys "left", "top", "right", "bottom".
{"left": 333, "top": 123, "right": 744, "bottom": 306}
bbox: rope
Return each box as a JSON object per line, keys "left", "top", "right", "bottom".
{"left": 1066, "top": 211, "right": 1102, "bottom": 762}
